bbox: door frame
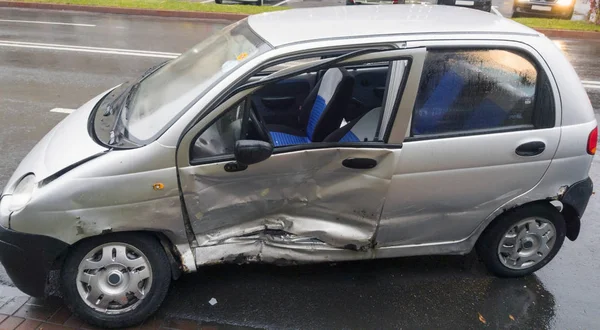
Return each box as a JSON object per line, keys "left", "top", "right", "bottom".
{"left": 174, "top": 45, "right": 427, "bottom": 263}
{"left": 176, "top": 46, "right": 427, "bottom": 167}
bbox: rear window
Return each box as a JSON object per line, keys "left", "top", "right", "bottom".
{"left": 410, "top": 49, "right": 554, "bottom": 137}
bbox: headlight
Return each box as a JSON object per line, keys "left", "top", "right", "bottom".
{"left": 9, "top": 174, "right": 36, "bottom": 212}
{"left": 556, "top": 0, "right": 572, "bottom": 5}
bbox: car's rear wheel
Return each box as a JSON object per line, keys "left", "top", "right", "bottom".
{"left": 563, "top": 8, "right": 574, "bottom": 20}
{"left": 61, "top": 233, "right": 172, "bottom": 328}
{"left": 511, "top": 10, "right": 520, "bottom": 18}
{"left": 476, "top": 203, "right": 566, "bottom": 277}
{"left": 256, "top": 0, "right": 263, "bottom": 5}
{"left": 215, "top": 0, "right": 223, "bottom": 3}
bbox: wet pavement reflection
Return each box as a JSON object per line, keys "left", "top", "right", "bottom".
{"left": 159, "top": 256, "right": 558, "bottom": 329}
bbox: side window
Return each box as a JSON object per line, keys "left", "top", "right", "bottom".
{"left": 191, "top": 100, "right": 245, "bottom": 159}
{"left": 411, "top": 49, "right": 552, "bottom": 137}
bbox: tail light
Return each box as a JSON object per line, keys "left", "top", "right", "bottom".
{"left": 587, "top": 126, "right": 597, "bottom": 155}
{"left": 393, "top": 0, "right": 399, "bottom": 3}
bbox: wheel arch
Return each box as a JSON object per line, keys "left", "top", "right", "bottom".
{"left": 49, "top": 230, "right": 184, "bottom": 292}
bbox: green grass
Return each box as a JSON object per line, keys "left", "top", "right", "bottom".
{"left": 513, "top": 18, "right": 600, "bottom": 32}
{"left": 10, "top": 0, "right": 287, "bottom": 14}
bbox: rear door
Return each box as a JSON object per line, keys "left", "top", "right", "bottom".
{"left": 376, "top": 42, "right": 561, "bottom": 247}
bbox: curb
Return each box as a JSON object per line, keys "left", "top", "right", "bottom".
{"left": 534, "top": 28, "right": 600, "bottom": 40}
{"left": 0, "top": 1, "right": 249, "bottom": 21}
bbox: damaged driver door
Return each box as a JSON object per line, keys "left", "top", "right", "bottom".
{"left": 176, "top": 48, "right": 425, "bottom": 266}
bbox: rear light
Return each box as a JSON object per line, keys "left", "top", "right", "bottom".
{"left": 393, "top": 0, "right": 398, "bottom": 3}
{"left": 587, "top": 126, "right": 597, "bottom": 155}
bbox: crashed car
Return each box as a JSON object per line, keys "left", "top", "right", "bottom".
{"left": 0, "top": 4, "right": 595, "bottom": 328}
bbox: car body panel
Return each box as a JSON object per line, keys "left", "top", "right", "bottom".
{"left": 247, "top": 5, "right": 538, "bottom": 47}
{"left": 2, "top": 92, "right": 109, "bottom": 196}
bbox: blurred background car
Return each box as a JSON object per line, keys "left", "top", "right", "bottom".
{"left": 215, "top": 0, "right": 274, "bottom": 5}
{"left": 512, "top": 0, "right": 575, "bottom": 19}
{"left": 346, "top": 0, "right": 404, "bottom": 4}
{"left": 347, "top": 0, "right": 491, "bottom": 12}
{"left": 437, "top": 0, "right": 492, "bottom": 12}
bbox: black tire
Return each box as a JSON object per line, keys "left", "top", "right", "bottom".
{"left": 511, "top": 10, "right": 520, "bottom": 18}
{"left": 476, "top": 203, "right": 566, "bottom": 277}
{"left": 61, "top": 233, "right": 172, "bottom": 329}
{"left": 215, "top": 0, "right": 223, "bottom": 3}
{"left": 256, "top": 0, "right": 263, "bottom": 5}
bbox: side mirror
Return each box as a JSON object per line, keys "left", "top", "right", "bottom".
{"left": 234, "top": 140, "right": 273, "bottom": 166}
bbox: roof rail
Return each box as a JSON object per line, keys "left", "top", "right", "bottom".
{"left": 491, "top": 6, "right": 504, "bottom": 17}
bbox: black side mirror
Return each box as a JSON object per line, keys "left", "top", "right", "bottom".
{"left": 234, "top": 140, "right": 273, "bottom": 166}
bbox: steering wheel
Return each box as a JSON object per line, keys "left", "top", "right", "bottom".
{"left": 248, "top": 99, "right": 272, "bottom": 143}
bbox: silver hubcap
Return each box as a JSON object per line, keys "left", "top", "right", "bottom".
{"left": 497, "top": 217, "right": 556, "bottom": 270}
{"left": 76, "top": 243, "right": 152, "bottom": 314}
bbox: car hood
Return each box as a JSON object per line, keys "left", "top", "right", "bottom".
{"left": 2, "top": 92, "right": 110, "bottom": 195}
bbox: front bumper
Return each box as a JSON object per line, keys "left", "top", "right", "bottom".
{"left": 0, "top": 219, "right": 69, "bottom": 297}
{"left": 513, "top": 3, "right": 573, "bottom": 17}
{"left": 438, "top": 0, "right": 492, "bottom": 12}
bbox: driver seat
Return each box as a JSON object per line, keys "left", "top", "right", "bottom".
{"left": 269, "top": 68, "right": 354, "bottom": 146}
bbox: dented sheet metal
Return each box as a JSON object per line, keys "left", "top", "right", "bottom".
{"left": 194, "top": 231, "right": 373, "bottom": 266}
{"left": 179, "top": 147, "right": 397, "bottom": 263}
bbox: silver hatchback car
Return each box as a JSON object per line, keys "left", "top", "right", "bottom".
{"left": 0, "top": 5, "right": 595, "bottom": 328}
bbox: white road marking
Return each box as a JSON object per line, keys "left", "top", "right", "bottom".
{"left": 582, "top": 80, "right": 600, "bottom": 85}
{"left": 200, "top": 0, "right": 213, "bottom": 3}
{"left": 50, "top": 108, "right": 75, "bottom": 114}
{"left": 0, "top": 40, "right": 180, "bottom": 58}
{"left": 273, "top": 0, "right": 291, "bottom": 6}
{"left": 584, "top": 85, "right": 600, "bottom": 89}
{"left": 0, "top": 18, "right": 96, "bottom": 27}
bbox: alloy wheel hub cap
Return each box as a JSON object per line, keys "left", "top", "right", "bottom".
{"left": 75, "top": 243, "right": 153, "bottom": 314}
{"left": 497, "top": 217, "right": 556, "bottom": 270}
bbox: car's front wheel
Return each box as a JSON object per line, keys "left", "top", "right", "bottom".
{"left": 476, "top": 203, "right": 566, "bottom": 277}
{"left": 61, "top": 233, "right": 172, "bottom": 328}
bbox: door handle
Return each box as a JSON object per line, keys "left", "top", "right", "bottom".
{"left": 515, "top": 141, "right": 546, "bottom": 156}
{"left": 342, "top": 158, "right": 377, "bottom": 169}
{"left": 224, "top": 162, "right": 247, "bottom": 172}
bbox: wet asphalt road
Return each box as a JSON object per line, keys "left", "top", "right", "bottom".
{"left": 1, "top": 7, "right": 600, "bottom": 330}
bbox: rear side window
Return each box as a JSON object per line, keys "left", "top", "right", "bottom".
{"left": 410, "top": 49, "right": 554, "bottom": 137}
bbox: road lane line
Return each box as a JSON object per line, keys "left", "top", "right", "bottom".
{"left": 273, "top": 0, "right": 291, "bottom": 6}
{"left": 50, "top": 108, "right": 75, "bottom": 114}
{"left": 0, "top": 40, "right": 179, "bottom": 58}
{"left": 584, "top": 85, "right": 600, "bottom": 89}
{"left": 582, "top": 80, "right": 600, "bottom": 85}
{"left": 0, "top": 19, "right": 96, "bottom": 27}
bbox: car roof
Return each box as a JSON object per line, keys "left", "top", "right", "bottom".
{"left": 247, "top": 5, "right": 540, "bottom": 47}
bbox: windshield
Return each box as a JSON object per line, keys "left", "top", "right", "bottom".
{"left": 92, "top": 19, "right": 271, "bottom": 147}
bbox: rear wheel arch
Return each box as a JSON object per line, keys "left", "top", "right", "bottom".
{"left": 476, "top": 201, "right": 566, "bottom": 277}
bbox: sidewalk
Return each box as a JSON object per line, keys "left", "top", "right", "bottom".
{"left": 0, "top": 295, "right": 256, "bottom": 330}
